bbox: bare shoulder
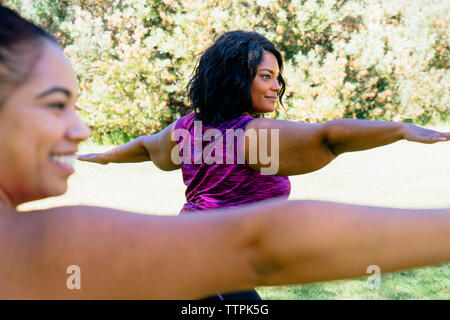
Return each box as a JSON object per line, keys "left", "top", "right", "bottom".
{"left": 0, "top": 206, "right": 180, "bottom": 298}
{"left": 141, "top": 120, "right": 178, "bottom": 147}
{"left": 141, "top": 120, "right": 180, "bottom": 171}
{"left": 246, "top": 117, "right": 284, "bottom": 130}
{"left": 246, "top": 117, "right": 326, "bottom": 134}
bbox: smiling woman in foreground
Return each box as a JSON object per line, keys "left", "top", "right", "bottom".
{"left": 0, "top": 5, "right": 449, "bottom": 299}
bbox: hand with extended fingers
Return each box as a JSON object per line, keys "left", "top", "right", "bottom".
{"left": 401, "top": 123, "right": 450, "bottom": 144}
{"left": 77, "top": 153, "right": 109, "bottom": 165}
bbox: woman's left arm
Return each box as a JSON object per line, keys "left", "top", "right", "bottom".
{"left": 245, "top": 118, "right": 449, "bottom": 176}
{"left": 323, "top": 119, "right": 450, "bottom": 156}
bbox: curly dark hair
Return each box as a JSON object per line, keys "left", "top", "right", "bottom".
{"left": 0, "top": 5, "right": 57, "bottom": 106}
{"left": 186, "top": 30, "right": 286, "bottom": 126}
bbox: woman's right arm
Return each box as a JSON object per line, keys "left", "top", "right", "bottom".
{"left": 1, "top": 200, "right": 449, "bottom": 299}
{"left": 78, "top": 122, "right": 179, "bottom": 171}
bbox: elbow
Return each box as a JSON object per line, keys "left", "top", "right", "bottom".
{"left": 244, "top": 200, "right": 318, "bottom": 286}
{"left": 323, "top": 120, "right": 342, "bottom": 157}
{"left": 324, "top": 140, "right": 339, "bottom": 157}
{"left": 138, "top": 135, "right": 154, "bottom": 160}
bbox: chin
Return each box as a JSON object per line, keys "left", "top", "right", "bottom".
{"left": 260, "top": 108, "right": 275, "bottom": 113}
{"left": 44, "top": 181, "right": 68, "bottom": 198}
{"left": 253, "top": 106, "right": 275, "bottom": 114}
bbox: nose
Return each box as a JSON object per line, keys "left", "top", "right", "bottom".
{"left": 66, "top": 109, "right": 91, "bottom": 142}
{"left": 271, "top": 78, "right": 281, "bottom": 93}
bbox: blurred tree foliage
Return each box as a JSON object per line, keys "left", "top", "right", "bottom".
{"left": 4, "top": 0, "right": 449, "bottom": 142}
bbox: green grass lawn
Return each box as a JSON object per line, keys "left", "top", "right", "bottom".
{"left": 20, "top": 125, "right": 450, "bottom": 299}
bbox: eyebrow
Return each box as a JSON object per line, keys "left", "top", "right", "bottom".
{"left": 258, "top": 68, "right": 279, "bottom": 75}
{"left": 35, "top": 87, "right": 72, "bottom": 99}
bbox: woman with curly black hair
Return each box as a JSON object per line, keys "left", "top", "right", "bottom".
{"left": 186, "top": 30, "right": 286, "bottom": 126}
{"left": 79, "top": 30, "right": 450, "bottom": 299}
{"left": 1, "top": 5, "right": 450, "bottom": 300}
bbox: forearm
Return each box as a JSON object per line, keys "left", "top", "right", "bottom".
{"left": 324, "top": 119, "right": 405, "bottom": 155}
{"left": 102, "top": 136, "right": 151, "bottom": 163}
{"left": 250, "top": 200, "right": 450, "bottom": 286}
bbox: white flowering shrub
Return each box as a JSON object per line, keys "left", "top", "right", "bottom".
{"left": 5, "top": 0, "right": 448, "bottom": 142}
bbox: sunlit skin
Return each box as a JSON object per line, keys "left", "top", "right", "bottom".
{"left": 0, "top": 40, "right": 90, "bottom": 207}
{"left": 0, "top": 18, "right": 449, "bottom": 298}
{"left": 250, "top": 51, "right": 282, "bottom": 113}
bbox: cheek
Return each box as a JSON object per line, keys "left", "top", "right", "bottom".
{"left": 0, "top": 121, "right": 43, "bottom": 201}
{"left": 250, "top": 81, "right": 264, "bottom": 103}
{"left": 0, "top": 112, "right": 38, "bottom": 169}
{"left": 37, "top": 120, "right": 66, "bottom": 169}
{"left": 41, "top": 116, "right": 66, "bottom": 143}
{"left": 21, "top": 115, "right": 66, "bottom": 195}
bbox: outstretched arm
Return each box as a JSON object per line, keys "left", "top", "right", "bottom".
{"left": 1, "top": 200, "right": 449, "bottom": 299}
{"left": 77, "top": 136, "right": 151, "bottom": 164}
{"left": 78, "top": 122, "right": 179, "bottom": 171}
{"left": 249, "top": 200, "right": 450, "bottom": 287}
{"left": 323, "top": 119, "right": 450, "bottom": 155}
{"left": 245, "top": 118, "right": 449, "bottom": 176}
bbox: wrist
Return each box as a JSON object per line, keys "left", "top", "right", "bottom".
{"left": 397, "top": 122, "right": 409, "bottom": 140}
{"left": 100, "top": 152, "right": 110, "bottom": 164}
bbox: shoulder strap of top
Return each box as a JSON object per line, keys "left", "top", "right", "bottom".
{"left": 234, "top": 115, "right": 255, "bottom": 131}
{"left": 175, "top": 113, "right": 196, "bottom": 131}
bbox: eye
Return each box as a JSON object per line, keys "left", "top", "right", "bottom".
{"left": 48, "top": 102, "right": 66, "bottom": 110}
{"left": 262, "top": 74, "right": 271, "bottom": 80}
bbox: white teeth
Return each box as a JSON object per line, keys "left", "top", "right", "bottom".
{"left": 50, "top": 155, "right": 76, "bottom": 167}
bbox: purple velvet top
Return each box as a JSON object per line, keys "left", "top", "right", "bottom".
{"left": 175, "top": 113, "right": 291, "bottom": 214}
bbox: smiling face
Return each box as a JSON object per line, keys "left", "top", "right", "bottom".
{"left": 0, "top": 40, "right": 90, "bottom": 206}
{"left": 250, "top": 51, "right": 282, "bottom": 113}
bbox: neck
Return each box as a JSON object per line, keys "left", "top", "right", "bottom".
{"left": 0, "top": 186, "right": 13, "bottom": 208}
